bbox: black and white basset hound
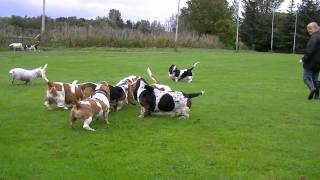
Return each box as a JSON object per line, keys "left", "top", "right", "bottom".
{"left": 131, "top": 78, "right": 204, "bottom": 119}
{"left": 24, "top": 44, "right": 38, "bottom": 52}
{"left": 168, "top": 62, "right": 199, "bottom": 83}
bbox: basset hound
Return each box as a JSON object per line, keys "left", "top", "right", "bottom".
{"left": 70, "top": 82, "right": 110, "bottom": 131}
{"left": 131, "top": 78, "right": 204, "bottom": 119}
{"left": 168, "top": 62, "right": 199, "bottom": 83}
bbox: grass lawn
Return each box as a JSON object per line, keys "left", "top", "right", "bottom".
{"left": 0, "top": 48, "right": 319, "bottom": 179}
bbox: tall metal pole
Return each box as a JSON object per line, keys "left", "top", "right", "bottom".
{"left": 175, "top": 0, "right": 180, "bottom": 43}
{"left": 41, "top": 0, "right": 46, "bottom": 32}
{"left": 271, "top": 6, "right": 275, "bottom": 52}
{"left": 293, "top": 11, "right": 298, "bottom": 54}
{"left": 235, "top": 0, "right": 240, "bottom": 52}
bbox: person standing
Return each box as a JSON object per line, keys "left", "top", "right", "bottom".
{"left": 300, "top": 22, "right": 320, "bottom": 100}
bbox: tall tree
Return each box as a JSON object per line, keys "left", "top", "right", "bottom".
{"left": 240, "top": 0, "right": 284, "bottom": 51}
{"left": 108, "top": 9, "right": 124, "bottom": 28}
{"left": 181, "top": 0, "right": 235, "bottom": 46}
{"left": 276, "top": 0, "right": 296, "bottom": 52}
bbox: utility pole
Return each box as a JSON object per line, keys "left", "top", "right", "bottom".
{"left": 271, "top": 5, "right": 275, "bottom": 52}
{"left": 293, "top": 10, "right": 298, "bottom": 54}
{"left": 235, "top": 0, "right": 240, "bottom": 52}
{"left": 41, "top": 0, "right": 46, "bottom": 32}
{"left": 175, "top": 0, "right": 180, "bottom": 43}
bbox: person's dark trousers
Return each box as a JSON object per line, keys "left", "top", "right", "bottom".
{"left": 303, "top": 68, "right": 319, "bottom": 100}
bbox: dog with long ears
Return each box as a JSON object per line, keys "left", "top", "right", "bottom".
{"left": 9, "top": 64, "right": 48, "bottom": 84}
{"left": 108, "top": 75, "right": 140, "bottom": 111}
{"left": 147, "top": 67, "right": 172, "bottom": 91}
{"left": 168, "top": 62, "right": 199, "bottom": 83}
{"left": 70, "top": 82, "right": 110, "bottom": 131}
{"left": 131, "top": 78, "right": 204, "bottom": 119}
{"left": 44, "top": 81, "right": 100, "bottom": 110}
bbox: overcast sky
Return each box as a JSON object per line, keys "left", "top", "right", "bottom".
{"left": 0, "top": 0, "right": 302, "bottom": 23}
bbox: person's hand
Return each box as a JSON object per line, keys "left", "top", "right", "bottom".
{"left": 299, "top": 59, "right": 303, "bottom": 64}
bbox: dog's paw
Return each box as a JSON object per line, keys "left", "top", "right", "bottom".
{"left": 138, "top": 114, "right": 144, "bottom": 119}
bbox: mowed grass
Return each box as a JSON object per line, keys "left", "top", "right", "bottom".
{"left": 0, "top": 48, "right": 319, "bottom": 179}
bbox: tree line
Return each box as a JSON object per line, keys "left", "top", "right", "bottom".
{"left": 240, "top": 0, "right": 320, "bottom": 53}
{"left": 1, "top": 0, "right": 319, "bottom": 53}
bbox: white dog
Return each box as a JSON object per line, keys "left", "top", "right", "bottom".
{"left": 9, "top": 64, "right": 48, "bottom": 84}
{"left": 9, "top": 43, "right": 24, "bottom": 51}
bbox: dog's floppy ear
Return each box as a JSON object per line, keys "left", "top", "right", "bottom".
{"left": 144, "top": 84, "right": 154, "bottom": 92}
{"left": 169, "top": 64, "right": 176, "bottom": 73}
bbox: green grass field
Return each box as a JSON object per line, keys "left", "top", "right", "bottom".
{"left": 0, "top": 48, "right": 319, "bottom": 179}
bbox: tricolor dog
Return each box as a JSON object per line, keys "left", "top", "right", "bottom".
{"left": 108, "top": 75, "right": 140, "bottom": 111}
{"left": 131, "top": 78, "right": 204, "bottom": 119}
{"left": 9, "top": 64, "right": 48, "bottom": 84}
{"left": 147, "top": 67, "right": 172, "bottom": 91}
{"left": 24, "top": 44, "right": 39, "bottom": 52}
{"left": 44, "top": 81, "right": 99, "bottom": 110}
{"left": 70, "top": 82, "right": 110, "bottom": 131}
{"left": 168, "top": 62, "right": 199, "bottom": 82}
{"left": 109, "top": 84, "right": 135, "bottom": 111}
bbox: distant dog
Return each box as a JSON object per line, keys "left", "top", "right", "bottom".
{"left": 70, "top": 82, "right": 110, "bottom": 131}
{"left": 147, "top": 67, "right": 172, "bottom": 91}
{"left": 24, "top": 44, "right": 39, "bottom": 52}
{"left": 131, "top": 78, "right": 204, "bottom": 119}
{"left": 168, "top": 62, "right": 199, "bottom": 82}
{"left": 9, "top": 43, "right": 24, "bottom": 51}
{"left": 9, "top": 64, "right": 48, "bottom": 84}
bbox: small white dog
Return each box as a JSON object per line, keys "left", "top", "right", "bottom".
{"left": 9, "top": 64, "right": 48, "bottom": 84}
{"left": 9, "top": 43, "right": 24, "bottom": 51}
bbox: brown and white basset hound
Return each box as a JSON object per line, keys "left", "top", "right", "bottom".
{"left": 70, "top": 82, "right": 110, "bottom": 131}
{"left": 44, "top": 80, "right": 101, "bottom": 110}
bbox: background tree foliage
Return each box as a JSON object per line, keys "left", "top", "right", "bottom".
{"left": 2, "top": 1, "right": 320, "bottom": 52}
{"left": 240, "top": 0, "right": 284, "bottom": 51}
{"left": 240, "top": 0, "right": 320, "bottom": 52}
{"left": 180, "top": 0, "right": 235, "bottom": 46}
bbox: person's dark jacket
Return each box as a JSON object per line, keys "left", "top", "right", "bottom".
{"left": 302, "top": 31, "right": 320, "bottom": 72}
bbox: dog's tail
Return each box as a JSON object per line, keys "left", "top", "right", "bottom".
{"left": 189, "top": 62, "right": 200, "bottom": 71}
{"left": 183, "top": 90, "right": 205, "bottom": 99}
{"left": 147, "top": 67, "right": 159, "bottom": 84}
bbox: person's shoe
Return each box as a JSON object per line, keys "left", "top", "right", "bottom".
{"left": 308, "top": 89, "right": 316, "bottom": 100}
